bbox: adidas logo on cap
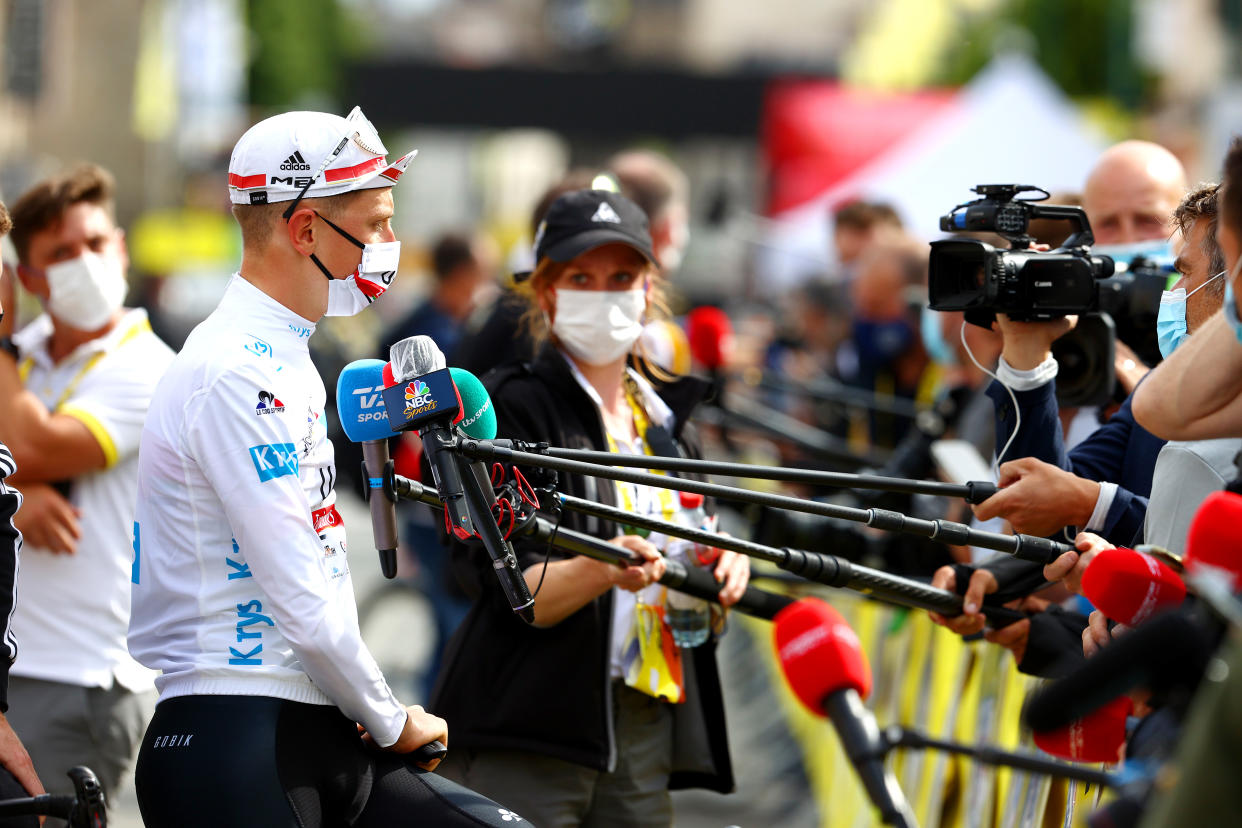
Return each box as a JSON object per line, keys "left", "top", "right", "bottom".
{"left": 591, "top": 202, "right": 622, "bottom": 224}
{"left": 280, "top": 151, "right": 311, "bottom": 172}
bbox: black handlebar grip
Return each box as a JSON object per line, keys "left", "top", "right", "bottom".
{"left": 413, "top": 740, "right": 448, "bottom": 764}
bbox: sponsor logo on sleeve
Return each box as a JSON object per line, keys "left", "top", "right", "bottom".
{"left": 255, "top": 391, "right": 285, "bottom": 415}
{"left": 243, "top": 335, "right": 273, "bottom": 358}
{"left": 249, "top": 443, "right": 299, "bottom": 482}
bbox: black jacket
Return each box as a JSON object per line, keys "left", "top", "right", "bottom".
{"left": 429, "top": 344, "right": 734, "bottom": 792}
{"left": 0, "top": 444, "right": 20, "bottom": 712}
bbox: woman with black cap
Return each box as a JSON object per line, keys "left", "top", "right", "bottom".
{"left": 432, "top": 189, "right": 750, "bottom": 827}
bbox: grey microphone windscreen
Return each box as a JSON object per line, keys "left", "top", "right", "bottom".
{"left": 390, "top": 335, "right": 446, "bottom": 381}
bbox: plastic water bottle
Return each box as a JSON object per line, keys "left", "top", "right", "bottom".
{"left": 665, "top": 492, "right": 714, "bottom": 648}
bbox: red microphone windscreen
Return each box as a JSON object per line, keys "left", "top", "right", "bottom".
{"left": 1185, "top": 491, "right": 1242, "bottom": 592}
{"left": 774, "top": 598, "right": 872, "bottom": 716}
{"left": 1080, "top": 547, "right": 1186, "bottom": 626}
{"left": 450, "top": 379, "right": 465, "bottom": 426}
{"left": 685, "top": 306, "right": 733, "bottom": 370}
{"left": 1032, "top": 696, "right": 1131, "bottom": 763}
{"left": 381, "top": 362, "right": 396, "bottom": 389}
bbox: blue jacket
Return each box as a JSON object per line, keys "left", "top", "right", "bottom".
{"left": 986, "top": 378, "right": 1165, "bottom": 546}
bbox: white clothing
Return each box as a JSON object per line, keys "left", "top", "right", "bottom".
{"left": 128, "top": 275, "right": 407, "bottom": 747}
{"left": 11, "top": 309, "right": 172, "bottom": 690}
{"left": 1145, "top": 439, "right": 1242, "bottom": 555}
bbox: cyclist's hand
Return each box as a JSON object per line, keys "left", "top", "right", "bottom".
{"left": 364, "top": 706, "right": 448, "bottom": 771}
{"left": 0, "top": 712, "right": 43, "bottom": 804}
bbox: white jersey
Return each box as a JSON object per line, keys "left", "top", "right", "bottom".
{"left": 129, "top": 275, "right": 407, "bottom": 747}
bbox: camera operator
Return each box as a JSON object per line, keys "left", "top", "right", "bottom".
{"left": 1021, "top": 186, "right": 1233, "bottom": 607}
{"left": 926, "top": 143, "right": 1192, "bottom": 669}
{"left": 966, "top": 142, "right": 1187, "bottom": 549}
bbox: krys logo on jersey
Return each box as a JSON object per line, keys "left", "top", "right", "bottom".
{"left": 380, "top": 367, "right": 460, "bottom": 432}
{"left": 249, "top": 443, "right": 299, "bottom": 482}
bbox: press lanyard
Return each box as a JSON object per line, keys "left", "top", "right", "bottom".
{"left": 604, "top": 379, "right": 678, "bottom": 533}
{"left": 18, "top": 317, "right": 151, "bottom": 412}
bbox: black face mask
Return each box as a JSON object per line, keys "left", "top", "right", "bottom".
{"left": 308, "top": 212, "right": 369, "bottom": 281}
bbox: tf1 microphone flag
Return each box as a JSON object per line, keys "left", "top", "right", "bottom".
{"left": 337, "top": 359, "right": 403, "bottom": 577}
{"left": 337, "top": 358, "right": 399, "bottom": 443}
{"left": 1080, "top": 547, "right": 1186, "bottom": 627}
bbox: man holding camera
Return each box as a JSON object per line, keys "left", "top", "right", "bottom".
{"left": 928, "top": 141, "right": 1188, "bottom": 668}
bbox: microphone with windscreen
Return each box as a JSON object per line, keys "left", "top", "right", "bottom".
{"left": 383, "top": 336, "right": 470, "bottom": 538}
{"left": 775, "top": 598, "right": 915, "bottom": 827}
{"left": 1023, "top": 609, "right": 1214, "bottom": 733}
{"left": 337, "top": 359, "right": 402, "bottom": 578}
{"left": 390, "top": 335, "right": 445, "bottom": 379}
{"left": 1080, "top": 547, "right": 1186, "bottom": 627}
{"left": 450, "top": 367, "right": 497, "bottom": 440}
{"left": 1185, "top": 490, "right": 1242, "bottom": 593}
{"left": 1031, "top": 695, "right": 1131, "bottom": 764}
{"left": 382, "top": 337, "right": 534, "bottom": 623}
{"left": 685, "top": 306, "right": 733, "bottom": 372}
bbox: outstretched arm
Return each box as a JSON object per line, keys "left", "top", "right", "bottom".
{"left": 1133, "top": 311, "right": 1242, "bottom": 440}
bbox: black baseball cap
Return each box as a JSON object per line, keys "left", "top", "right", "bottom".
{"left": 519, "top": 190, "right": 656, "bottom": 281}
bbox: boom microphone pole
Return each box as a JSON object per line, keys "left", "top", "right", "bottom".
{"left": 388, "top": 473, "right": 796, "bottom": 621}
{"left": 455, "top": 437, "right": 1070, "bottom": 565}
{"left": 553, "top": 490, "right": 1024, "bottom": 626}
{"left": 880, "top": 726, "right": 1119, "bottom": 788}
{"left": 748, "top": 371, "right": 930, "bottom": 421}
{"left": 495, "top": 440, "right": 997, "bottom": 504}
{"left": 695, "top": 395, "right": 890, "bottom": 468}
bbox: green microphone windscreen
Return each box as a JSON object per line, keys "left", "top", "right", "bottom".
{"left": 450, "top": 367, "right": 497, "bottom": 440}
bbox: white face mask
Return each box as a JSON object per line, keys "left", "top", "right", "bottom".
{"left": 551, "top": 288, "right": 646, "bottom": 366}
{"left": 45, "top": 251, "right": 126, "bottom": 331}
{"left": 323, "top": 240, "right": 401, "bottom": 317}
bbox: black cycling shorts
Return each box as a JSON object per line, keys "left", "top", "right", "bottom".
{"left": 135, "top": 695, "right": 527, "bottom": 828}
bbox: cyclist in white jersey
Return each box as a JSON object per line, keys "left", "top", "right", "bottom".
{"left": 129, "top": 108, "right": 518, "bottom": 828}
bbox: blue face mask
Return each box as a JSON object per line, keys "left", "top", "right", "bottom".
{"left": 1157, "top": 270, "right": 1226, "bottom": 358}
{"left": 920, "top": 305, "right": 956, "bottom": 365}
{"left": 1224, "top": 261, "right": 1242, "bottom": 346}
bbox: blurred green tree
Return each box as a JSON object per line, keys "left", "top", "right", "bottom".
{"left": 245, "top": 0, "right": 365, "bottom": 108}
{"left": 935, "top": 0, "right": 1154, "bottom": 108}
